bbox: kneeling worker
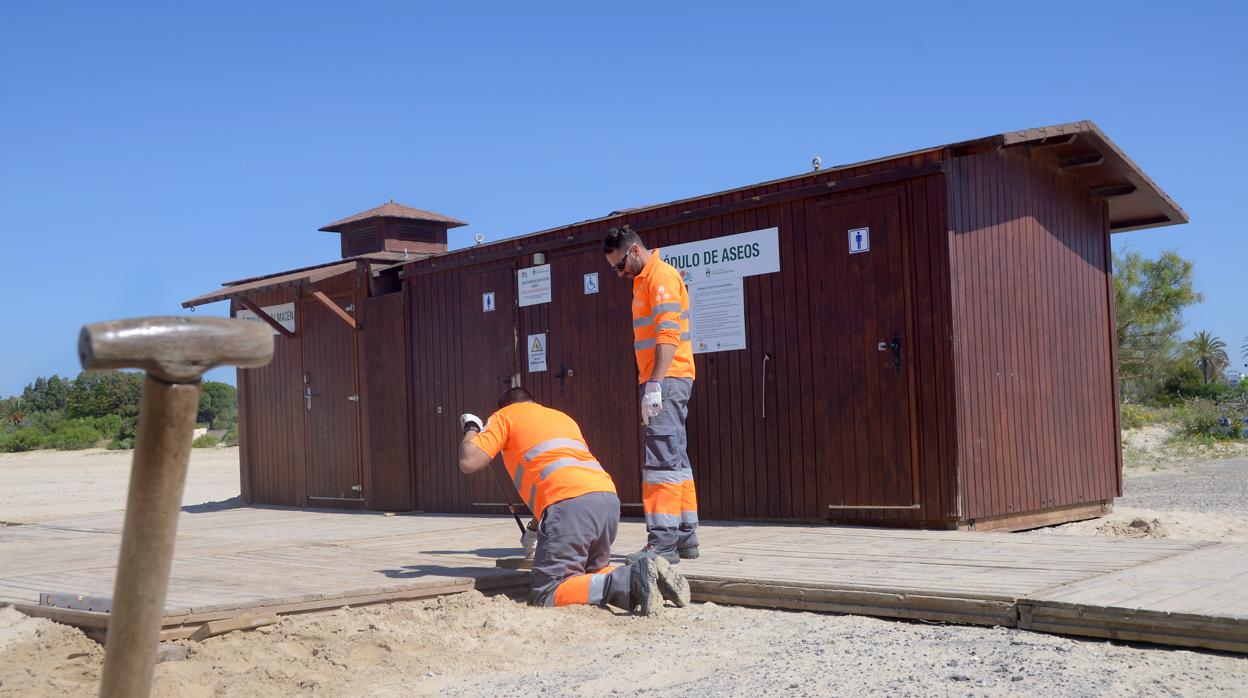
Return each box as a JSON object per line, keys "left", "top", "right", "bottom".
{"left": 457, "top": 387, "right": 689, "bottom": 615}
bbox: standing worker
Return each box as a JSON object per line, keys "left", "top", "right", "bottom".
{"left": 603, "top": 225, "right": 700, "bottom": 564}
{"left": 457, "top": 386, "right": 689, "bottom": 614}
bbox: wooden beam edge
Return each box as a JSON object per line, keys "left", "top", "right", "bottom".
{"left": 310, "top": 290, "right": 359, "bottom": 330}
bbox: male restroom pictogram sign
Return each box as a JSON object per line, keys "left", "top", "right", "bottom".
{"left": 849, "top": 227, "right": 870, "bottom": 254}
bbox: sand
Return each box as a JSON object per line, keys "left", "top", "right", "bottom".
{"left": 3, "top": 447, "right": 1248, "bottom": 696}
{"left": 1032, "top": 507, "right": 1248, "bottom": 542}
{"left": 0, "top": 447, "right": 240, "bottom": 523}
{"left": 4, "top": 592, "right": 1247, "bottom": 697}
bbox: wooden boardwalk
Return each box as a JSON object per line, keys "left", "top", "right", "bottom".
{"left": 1, "top": 505, "right": 1244, "bottom": 652}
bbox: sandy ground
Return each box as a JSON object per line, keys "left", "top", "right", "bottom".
{"left": 3, "top": 441, "right": 1248, "bottom": 696}
{"left": 0, "top": 447, "right": 240, "bottom": 523}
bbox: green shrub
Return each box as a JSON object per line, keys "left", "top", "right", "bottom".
{"left": 107, "top": 437, "right": 134, "bottom": 450}
{"left": 222, "top": 424, "right": 239, "bottom": 447}
{"left": 1173, "top": 398, "right": 1236, "bottom": 439}
{"left": 0, "top": 429, "right": 44, "bottom": 452}
{"left": 192, "top": 434, "right": 219, "bottom": 448}
{"left": 47, "top": 421, "right": 103, "bottom": 450}
{"left": 1121, "top": 403, "right": 1146, "bottom": 429}
{"left": 30, "top": 410, "right": 63, "bottom": 432}
{"left": 86, "top": 414, "right": 123, "bottom": 440}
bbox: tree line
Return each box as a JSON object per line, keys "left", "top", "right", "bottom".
{"left": 1114, "top": 248, "right": 1247, "bottom": 438}
{"left": 0, "top": 372, "right": 238, "bottom": 452}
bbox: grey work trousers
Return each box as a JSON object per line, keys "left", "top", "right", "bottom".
{"left": 529, "top": 491, "right": 633, "bottom": 609}
{"left": 641, "top": 377, "right": 700, "bottom": 553}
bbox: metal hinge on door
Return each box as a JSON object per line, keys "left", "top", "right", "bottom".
{"left": 348, "top": 394, "right": 359, "bottom": 402}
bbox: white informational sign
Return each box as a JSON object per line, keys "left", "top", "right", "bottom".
{"left": 848, "top": 226, "right": 870, "bottom": 254}
{"left": 688, "top": 277, "right": 746, "bottom": 353}
{"left": 482, "top": 292, "right": 496, "bottom": 312}
{"left": 583, "top": 272, "right": 599, "bottom": 295}
{"left": 235, "top": 302, "right": 295, "bottom": 335}
{"left": 518, "top": 264, "right": 552, "bottom": 307}
{"left": 659, "top": 227, "right": 780, "bottom": 287}
{"left": 527, "top": 333, "right": 547, "bottom": 373}
{"left": 653, "top": 227, "right": 780, "bottom": 354}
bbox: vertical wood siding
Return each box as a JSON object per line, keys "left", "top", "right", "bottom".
{"left": 361, "top": 292, "right": 412, "bottom": 510}
{"left": 399, "top": 155, "right": 959, "bottom": 524}
{"left": 947, "top": 149, "right": 1118, "bottom": 520}
{"left": 233, "top": 287, "right": 307, "bottom": 505}
{"left": 238, "top": 145, "right": 1121, "bottom": 528}
{"left": 407, "top": 261, "right": 522, "bottom": 514}
{"left": 301, "top": 290, "right": 363, "bottom": 500}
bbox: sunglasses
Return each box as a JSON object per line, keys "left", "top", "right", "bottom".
{"left": 610, "top": 244, "right": 636, "bottom": 272}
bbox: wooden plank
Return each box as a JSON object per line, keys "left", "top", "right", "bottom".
{"left": 1019, "top": 603, "right": 1248, "bottom": 654}
{"left": 238, "top": 297, "right": 295, "bottom": 339}
{"left": 6, "top": 511, "right": 1242, "bottom": 654}
{"left": 691, "top": 584, "right": 1016, "bottom": 627}
{"left": 310, "top": 290, "right": 358, "bottom": 330}
{"left": 189, "top": 612, "right": 277, "bottom": 641}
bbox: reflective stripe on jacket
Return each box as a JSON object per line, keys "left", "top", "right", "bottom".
{"left": 631, "top": 249, "right": 695, "bottom": 383}
{"left": 471, "top": 402, "right": 616, "bottom": 520}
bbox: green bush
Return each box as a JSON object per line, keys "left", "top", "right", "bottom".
{"left": 86, "top": 414, "right": 123, "bottom": 439}
{"left": 47, "top": 420, "right": 103, "bottom": 450}
{"left": 0, "top": 429, "right": 44, "bottom": 452}
{"left": 192, "top": 434, "right": 219, "bottom": 448}
{"left": 222, "top": 424, "right": 239, "bottom": 447}
{"left": 1173, "top": 399, "right": 1236, "bottom": 439}
{"left": 1155, "top": 364, "right": 1231, "bottom": 405}
{"left": 107, "top": 436, "right": 134, "bottom": 450}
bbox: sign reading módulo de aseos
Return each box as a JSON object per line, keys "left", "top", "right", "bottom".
{"left": 659, "top": 227, "right": 780, "bottom": 286}
{"left": 659, "top": 227, "right": 780, "bottom": 354}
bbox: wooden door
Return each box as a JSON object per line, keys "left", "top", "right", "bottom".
{"left": 301, "top": 294, "right": 363, "bottom": 503}
{"left": 539, "top": 246, "right": 642, "bottom": 506}
{"left": 457, "top": 262, "right": 522, "bottom": 510}
{"left": 812, "top": 191, "right": 921, "bottom": 510}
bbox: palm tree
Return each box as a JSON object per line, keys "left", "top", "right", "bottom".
{"left": 1188, "top": 331, "right": 1229, "bottom": 384}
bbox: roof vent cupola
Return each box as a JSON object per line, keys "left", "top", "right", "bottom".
{"left": 318, "top": 201, "right": 467, "bottom": 258}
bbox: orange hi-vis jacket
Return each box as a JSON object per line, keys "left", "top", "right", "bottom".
{"left": 632, "top": 249, "right": 696, "bottom": 384}
{"left": 471, "top": 402, "right": 616, "bottom": 521}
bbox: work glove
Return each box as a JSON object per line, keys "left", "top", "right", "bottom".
{"left": 640, "top": 381, "right": 663, "bottom": 425}
{"left": 459, "top": 413, "right": 484, "bottom": 434}
{"left": 521, "top": 525, "right": 537, "bottom": 560}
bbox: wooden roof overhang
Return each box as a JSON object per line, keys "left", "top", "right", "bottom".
{"left": 949, "top": 121, "right": 1188, "bottom": 233}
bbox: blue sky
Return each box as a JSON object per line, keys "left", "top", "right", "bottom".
{"left": 1, "top": 1, "right": 1244, "bottom": 396}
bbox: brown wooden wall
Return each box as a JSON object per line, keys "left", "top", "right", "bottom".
{"left": 946, "top": 149, "right": 1120, "bottom": 521}
{"left": 233, "top": 145, "right": 1124, "bottom": 528}
{"left": 233, "top": 286, "right": 307, "bottom": 506}
{"left": 234, "top": 271, "right": 364, "bottom": 507}
{"left": 401, "top": 153, "right": 960, "bottom": 525}
{"left": 361, "top": 292, "right": 411, "bottom": 510}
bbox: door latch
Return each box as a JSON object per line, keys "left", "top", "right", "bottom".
{"left": 555, "top": 364, "right": 574, "bottom": 393}
{"left": 877, "top": 332, "right": 902, "bottom": 372}
{"left": 347, "top": 394, "right": 359, "bottom": 402}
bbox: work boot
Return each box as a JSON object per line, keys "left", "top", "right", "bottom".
{"left": 677, "top": 545, "right": 700, "bottom": 560}
{"left": 625, "top": 545, "right": 678, "bottom": 565}
{"left": 629, "top": 556, "right": 662, "bottom": 616}
{"left": 653, "top": 556, "right": 691, "bottom": 608}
